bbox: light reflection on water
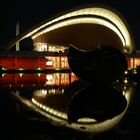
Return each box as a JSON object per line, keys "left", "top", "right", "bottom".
{"left": 0, "top": 73, "right": 134, "bottom": 133}
{"left": 0, "top": 72, "right": 77, "bottom": 87}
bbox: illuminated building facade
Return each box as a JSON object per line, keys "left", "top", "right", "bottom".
{"left": 1, "top": 52, "right": 140, "bottom": 70}
{"left": 4, "top": 6, "right": 135, "bottom": 53}
{"left": 127, "top": 51, "right": 140, "bottom": 68}
{"left": 1, "top": 5, "right": 137, "bottom": 72}
{"left": 1, "top": 5, "right": 139, "bottom": 72}
{"left": 0, "top": 55, "right": 69, "bottom": 70}
{"left": 0, "top": 5, "right": 138, "bottom": 134}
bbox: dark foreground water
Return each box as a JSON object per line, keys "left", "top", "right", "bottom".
{"left": 0, "top": 73, "right": 139, "bottom": 140}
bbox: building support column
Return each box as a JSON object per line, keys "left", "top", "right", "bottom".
{"left": 16, "top": 22, "right": 20, "bottom": 51}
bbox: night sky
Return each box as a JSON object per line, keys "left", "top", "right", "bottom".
{"left": 0, "top": 0, "right": 140, "bottom": 50}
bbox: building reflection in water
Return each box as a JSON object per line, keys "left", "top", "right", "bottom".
{"left": 0, "top": 72, "right": 134, "bottom": 134}
{"left": 0, "top": 73, "right": 77, "bottom": 87}
{"left": 31, "top": 81, "right": 134, "bottom": 133}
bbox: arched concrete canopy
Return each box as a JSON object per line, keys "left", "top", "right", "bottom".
{"left": 5, "top": 5, "right": 135, "bottom": 54}
{"left": 34, "top": 24, "right": 123, "bottom": 52}
{"left": 30, "top": 6, "right": 135, "bottom": 54}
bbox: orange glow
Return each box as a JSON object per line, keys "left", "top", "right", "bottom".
{"left": 45, "top": 73, "right": 78, "bottom": 86}
{"left": 0, "top": 73, "right": 78, "bottom": 87}
{"left": 127, "top": 58, "right": 140, "bottom": 68}
{"left": 0, "top": 55, "right": 69, "bottom": 70}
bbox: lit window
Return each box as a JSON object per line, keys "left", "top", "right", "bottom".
{"left": 46, "top": 60, "right": 52, "bottom": 66}
{"left": 46, "top": 74, "right": 53, "bottom": 81}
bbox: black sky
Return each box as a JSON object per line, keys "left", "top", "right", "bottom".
{"left": 0, "top": 0, "right": 140, "bottom": 50}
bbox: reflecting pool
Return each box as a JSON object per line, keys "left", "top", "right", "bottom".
{"left": 0, "top": 72, "right": 136, "bottom": 135}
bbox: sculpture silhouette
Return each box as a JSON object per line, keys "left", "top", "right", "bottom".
{"left": 67, "top": 45, "right": 128, "bottom": 123}
{"left": 67, "top": 84, "right": 127, "bottom": 123}
{"left": 68, "top": 45, "right": 128, "bottom": 85}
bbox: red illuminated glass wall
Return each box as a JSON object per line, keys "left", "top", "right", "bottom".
{"left": 1, "top": 55, "right": 140, "bottom": 70}
{"left": 0, "top": 56, "right": 69, "bottom": 70}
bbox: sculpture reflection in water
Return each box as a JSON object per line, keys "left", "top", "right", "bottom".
{"left": 12, "top": 77, "right": 133, "bottom": 133}
{"left": 7, "top": 45, "right": 134, "bottom": 133}
{"left": 67, "top": 83, "right": 127, "bottom": 123}
{"left": 67, "top": 45, "right": 128, "bottom": 116}
{"left": 65, "top": 45, "right": 131, "bottom": 132}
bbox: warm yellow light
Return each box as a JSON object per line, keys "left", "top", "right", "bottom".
{"left": 2, "top": 73, "right": 6, "bottom": 77}
{"left": 7, "top": 7, "right": 134, "bottom": 53}
{"left": 27, "top": 7, "right": 133, "bottom": 53}
{"left": 46, "top": 74, "right": 53, "bottom": 81}
{"left": 32, "top": 17, "right": 125, "bottom": 47}
{"left": 18, "top": 68, "right": 24, "bottom": 71}
{"left": 124, "top": 78, "right": 128, "bottom": 84}
{"left": 2, "top": 67, "right": 7, "bottom": 70}
{"left": 19, "top": 73, "right": 23, "bottom": 77}
{"left": 32, "top": 98, "right": 96, "bottom": 122}
{"left": 32, "top": 98, "right": 67, "bottom": 119}
{"left": 37, "top": 67, "right": 41, "bottom": 70}
{"left": 77, "top": 118, "right": 96, "bottom": 123}
{"left": 124, "top": 70, "right": 128, "bottom": 75}
{"left": 31, "top": 84, "right": 133, "bottom": 133}
{"left": 46, "top": 60, "right": 52, "bottom": 66}
{"left": 37, "top": 73, "right": 41, "bottom": 77}
{"left": 133, "top": 69, "right": 137, "bottom": 74}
